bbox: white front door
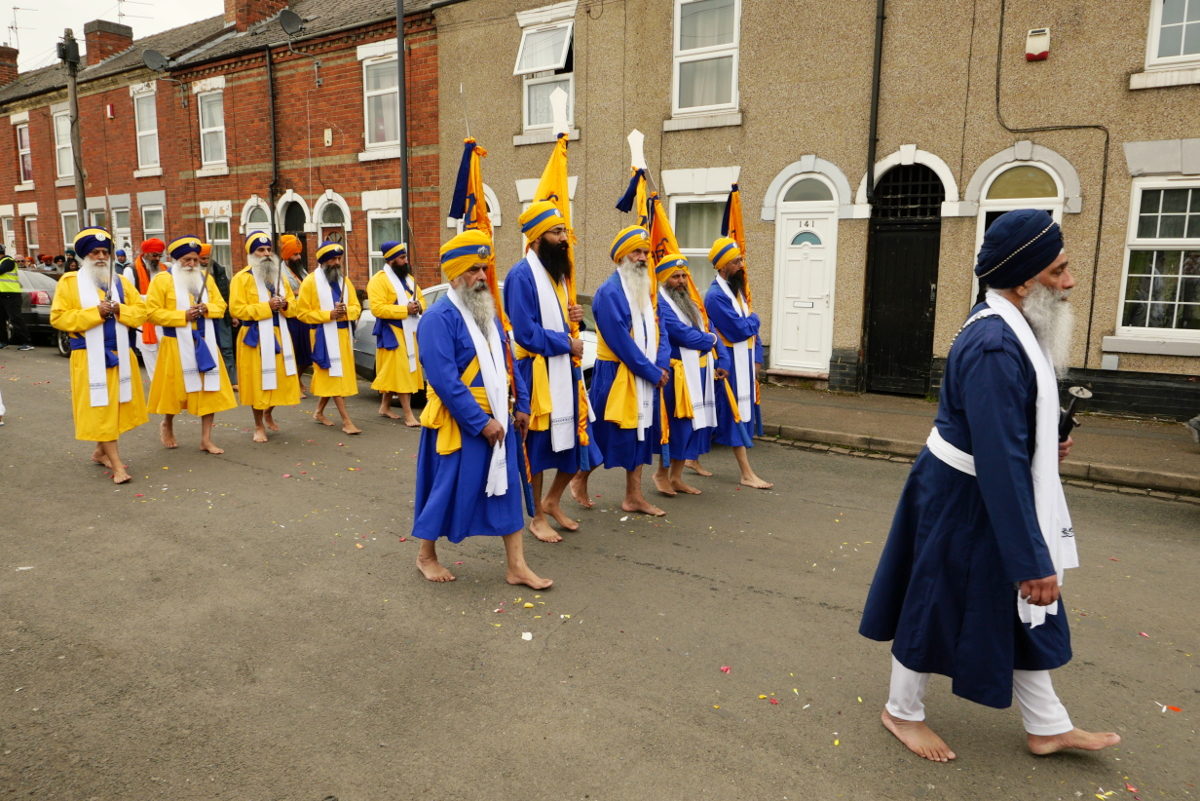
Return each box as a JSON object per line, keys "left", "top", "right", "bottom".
{"left": 771, "top": 212, "right": 836, "bottom": 373}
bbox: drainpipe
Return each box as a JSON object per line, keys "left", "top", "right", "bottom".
{"left": 265, "top": 45, "right": 279, "bottom": 243}
{"left": 865, "top": 0, "right": 886, "bottom": 205}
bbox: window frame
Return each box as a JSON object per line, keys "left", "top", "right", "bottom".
{"left": 205, "top": 217, "right": 233, "bottom": 271}
{"left": 15, "top": 123, "right": 32, "bottom": 184}
{"left": 197, "top": 90, "right": 227, "bottom": 166}
{"left": 53, "top": 111, "right": 73, "bottom": 178}
{"left": 367, "top": 209, "right": 406, "bottom": 275}
{"left": 668, "top": 193, "right": 728, "bottom": 289}
{"left": 513, "top": 20, "right": 575, "bottom": 76}
{"left": 672, "top": 0, "right": 741, "bottom": 117}
{"left": 522, "top": 71, "right": 575, "bottom": 132}
{"left": 141, "top": 204, "right": 165, "bottom": 243}
{"left": 1145, "top": 0, "right": 1200, "bottom": 71}
{"left": 61, "top": 211, "right": 79, "bottom": 244}
{"left": 133, "top": 88, "right": 160, "bottom": 170}
{"left": 24, "top": 217, "right": 38, "bottom": 262}
{"left": 362, "top": 56, "right": 401, "bottom": 150}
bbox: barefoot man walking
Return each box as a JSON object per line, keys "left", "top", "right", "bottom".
{"left": 295, "top": 242, "right": 362, "bottom": 435}
{"left": 410, "top": 230, "right": 550, "bottom": 589}
{"left": 367, "top": 240, "right": 425, "bottom": 426}
{"left": 50, "top": 229, "right": 149, "bottom": 484}
{"left": 859, "top": 209, "right": 1119, "bottom": 762}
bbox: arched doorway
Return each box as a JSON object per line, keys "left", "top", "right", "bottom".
{"left": 283, "top": 201, "right": 309, "bottom": 269}
{"left": 864, "top": 164, "right": 945, "bottom": 395}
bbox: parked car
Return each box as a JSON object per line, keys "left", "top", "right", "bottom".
{"left": 7, "top": 269, "right": 70, "bottom": 355}
{"left": 352, "top": 282, "right": 597, "bottom": 386}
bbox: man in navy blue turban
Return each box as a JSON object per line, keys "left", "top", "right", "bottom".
{"left": 859, "top": 209, "right": 1120, "bottom": 761}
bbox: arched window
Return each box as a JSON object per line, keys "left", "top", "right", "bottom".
{"left": 783, "top": 178, "right": 834, "bottom": 203}
{"left": 240, "top": 195, "right": 272, "bottom": 236}
{"left": 974, "top": 162, "right": 1065, "bottom": 303}
{"left": 791, "top": 230, "right": 821, "bottom": 246}
{"left": 985, "top": 165, "right": 1059, "bottom": 200}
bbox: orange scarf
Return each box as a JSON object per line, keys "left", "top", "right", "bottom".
{"left": 133, "top": 257, "right": 159, "bottom": 344}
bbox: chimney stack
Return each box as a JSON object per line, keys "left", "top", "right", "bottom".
{"left": 224, "top": 0, "right": 289, "bottom": 33}
{"left": 83, "top": 19, "right": 133, "bottom": 66}
{"left": 0, "top": 45, "right": 17, "bottom": 86}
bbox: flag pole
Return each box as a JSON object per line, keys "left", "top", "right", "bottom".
{"left": 395, "top": 0, "right": 413, "bottom": 268}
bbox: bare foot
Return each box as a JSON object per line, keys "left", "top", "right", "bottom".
{"left": 1027, "top": 728, "right": 1121, "bottom": 756}
{"left": 507, "top": 564, "right": 553, "bottom": 590}
{"left": 569, "top": 476, "right": 595, "bottom": 508}
{"left": 530, "top": 516, "right": 563, "bottom": 543}
{"left": 652, "top": 469, "right": 677, "bottom": 497}
{"left": 342, "top": 422, "right": 362, "bottom": 435}
{"left": 740, "top": 474, "right": 774, "bottom": 489}
{"left": 314, "top": 413, "right": 335, "bottom": 427}
{"left": 92, "top": 446, "right": 113, "bottom": 468}
{"left": 111, "top": 467, "right": 132, "bottom": 485}
{"left": 263, "top": 411, "right": 279, "bottom": 432}
{"left": 671, "top": 478, "right": 702, "bottom": 495}
{"left": 405, "top": 414, "right": 421, "bottom": 428}
{"left": 252, "top": 427, "right": 269, "bottom": 443}
{"left": 622, "top": 498, "right": 666, "bottom": 517}
{"left": 380, "top": 409, "right": 402, "bottom": 420}
{"left": 200, "top": 441, "right": 225, "bottom": 455}
{"left": 416, "top": 554, "right": 456, "bottom": 582}
{"left": 881, "top": 709, "right": 956, "bottom": 762}
{"left": 543, "top": 500, "right": 579, "bottom": 531}
{"left": 685, "top": 459, "right": 713, "bottom": 477}
{"left": 160, "top": 421, "right": 178, "bottom": 449}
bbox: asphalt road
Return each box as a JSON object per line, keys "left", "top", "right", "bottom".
{"left": 1, "top": 349, "right": 1197, "bottom": 801}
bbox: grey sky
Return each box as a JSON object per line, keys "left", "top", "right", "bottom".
{"left": 7, "top": 0, "right": 224, "bottom": 72}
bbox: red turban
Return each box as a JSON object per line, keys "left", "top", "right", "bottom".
{"left": 141, "top": 238, "right": 166, "bottom": 255}
{"left": 279, "top": 234, "right": 302, "bottom": 261}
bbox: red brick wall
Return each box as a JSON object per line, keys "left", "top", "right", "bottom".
{"left": 226, "top": 0, "right": 289, "bottom": 32}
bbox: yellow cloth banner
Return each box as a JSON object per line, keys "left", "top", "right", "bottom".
{"left": 419, "top": 358, "right": 489, "bottom": 454}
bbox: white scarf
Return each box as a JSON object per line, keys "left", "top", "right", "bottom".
{"left": 313, "top": 268, "right": 344, "bottom": 378}
{"left": 528, "top": 250, "right": 577, "bottom": 452}
{"left": 76, "top": 268, "right": 132, "bottom": 407}
{"left": 617, "top": 269, "right": 658, "bottom": 442}
{"left": 658, "top": 287, "right": 717, "bottom": 429}
{"left": 448, "top": 287, "right": 509, "bottom": 497}
{"left": 252, "top": 269, "right": 297, "bottom": 390}
{"left": 173, "top": 270, "right": 221, "bottom": 393}
{"left": 925, "top": 291, "right": 1079, "bottom": 628}
{"left": 384, "top": 264, "right": 421, "bottom": 374}
{"left": 715, "top": 274, "right": 753, "bottom": 423}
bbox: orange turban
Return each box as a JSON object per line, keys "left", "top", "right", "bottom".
{"left": 199, "top": 243, "right": 212, "bottom": 257}
{"left": 279, "top": 234, "right": 302, "bottom": 261}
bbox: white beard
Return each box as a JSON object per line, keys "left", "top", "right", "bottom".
{"left": 323, "top": 266, "right": 342, "bottom": 288}
{"left": 81, "top": 257, "right": 112, "bottom": 291}
{"left": 665, "top": 284, "right": 702, "bottom": 328}
{"left": 1023, "top": 282, "right": 1075, "bottom": 378}
{"left": 176, "top": 265, "right": 205, "bottom": 300}
{"left": 455, "top": 280, "right": 495, "bottom": 336}
{"left": 618, "top": 257, "right": 652, "bottom": 313}
{"left": 250, "top": 253, "right": 281, "bottom": 287}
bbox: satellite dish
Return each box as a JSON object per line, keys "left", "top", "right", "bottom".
{"left": 141, "top": 49, "right": 169, "bottom": 72}
{"left": 280, "top": 9, "right": 305, "bottom": 36}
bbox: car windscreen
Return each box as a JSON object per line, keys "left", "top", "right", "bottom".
{"left": 20, "top": 270, "right": 58, "bottom": 291}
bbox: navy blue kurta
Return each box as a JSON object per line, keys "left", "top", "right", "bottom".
{"left": 659, "top": 297, "right": 728, "bottom": 461}
{"left": 588, "top": 271, "right": 671, "bottom": 471}
{"left": 502, "top": 257, "right": 602, "bottom": 475}
{"left": 411, "top": 298, "right": 531, "bottom": 543}
{"left": 859, "top": 307, "right": 1071, "bottom": 709}
{"left": 704, "top": 279, "right": 763, "bottom": 448}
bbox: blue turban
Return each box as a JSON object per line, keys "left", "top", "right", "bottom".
{"left": 74, "top": 228, "right": 113, "bottom": 259}
{"left": 380, "top": 241, "right": 406, "bottom": 261}
{"left": 168, "top": 236, "right": 202, "bottom": 261}
{"left": 245, "top": 232, "right": 272, "bottom": 255}
{"left": 116, "top": 249, "right": 127, "bottom": 257}
{"left": 316, "top": 241, "right": 345, "bottom": 265}
{"left": 974, "top": 209, "right": 1063, "bottom": 289}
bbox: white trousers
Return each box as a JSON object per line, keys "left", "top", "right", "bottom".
{"left": 137, "top": 329, "right": 159, "bottom": 381}
{"left": 886, "top": 656, "right": 1073, "bottom": 736}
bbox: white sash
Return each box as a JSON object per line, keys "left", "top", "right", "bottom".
{"left": 528, "top": 251, "right": 577, "bottom": 452}
{"left": 658, "top": 287, "right": 717, "bottom": 429}
{"left": 448, "top": 287, "right": 509, "bottom": 497}
{"left": 252, "top": 269, "right": 297, "bottom": 391}
{"left": 173, "top": 271, "right": 221, "bottom": 394}
{"left": 617, "top": 270, "right": 657, "bottom": 442}
{"left": 715, "top": 274, "right": 753, "bottom": 422}
{"left": 313, "top": 269, "right": 344, "bottom": 378}
{"left": 926, "top": 293, "right": 1079, "bottom": 628}
{"left": 384, "top": 264, "right": 421, "bottom": 374}
{"left": 76, "top": 269, "right": 132, "bottom": 408}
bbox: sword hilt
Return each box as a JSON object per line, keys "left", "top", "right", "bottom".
{"left": 1059, "top": 386, "right": 1092, "bottom": 442}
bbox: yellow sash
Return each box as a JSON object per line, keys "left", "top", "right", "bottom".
{"left": 595, "top": 328, "right": 643, "bottom": 429}
{"left": 670, "top": 353, "right": 708, "bottom": 419}
{"left": 419, "top": 357, "right": 490, "bottom": 454}
{"left": 512, "top": 279, "right": 567, "bottom": 432}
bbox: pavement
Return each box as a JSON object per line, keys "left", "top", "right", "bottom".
{"left": 758, "top": 383, "right": 1200, "bottom": 499}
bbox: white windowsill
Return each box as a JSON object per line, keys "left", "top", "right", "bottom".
{"left": 13, "top": 183, "right": 33, "bottom": 192}
{"left": 513, "top": 128, "right": 579, "bottom": 146}
{"left": 55, "top": 176, "right": 76, "bottom": 187}
{"left": 134, "top": 166, "right": 163, "bottom": 178}
{"left": 358, "top": 145, "right": 400, "bottom": 162}
{"left": 1130, "top": 65, "right": 1200, "bottom": 90}
{"left": 1103, "top": 334, "right": 1200, "bottom": 357}
{"left": 196, "top": 164, "right": 229, "bottom": 178}
{"left": 662, "top": 112, "right": 743, "bottom": 132}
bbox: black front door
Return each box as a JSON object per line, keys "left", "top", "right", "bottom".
{"left": 864, "top": 164, "right": 945, "bottom": 396}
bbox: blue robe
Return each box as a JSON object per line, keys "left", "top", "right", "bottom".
{"left": 859, "top": 307, "right": 1071, "bottom": 710}
{"left": 659, "top": 296, "right": 729, "bottom": 461}
{"left": 411, "top": 300, "right": 531, "bottom": 543}
{"left": 502, "top": 257, "right": 602, "bottom": 475}
{"left": 704, "top": 279, "right": 763, "bottom": 448}
{"left": 587, "top": 271, "right": 670, "bottom": 471}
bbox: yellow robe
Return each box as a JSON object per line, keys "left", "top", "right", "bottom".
{"left": 144, "top": 271, "right": 238, "bottom": 416}
{"left": 367, "top": 269, "right": 426, "bottom": 394}
{"left": 295, "top": 272, "right": 361, "bottom": 398}
{"left": 229, "top": 268, "right": 302, "bottom": 409}
{"left": 50, "top": 273, "right": 150, "bottom": 442}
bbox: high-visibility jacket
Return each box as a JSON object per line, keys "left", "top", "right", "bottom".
{"left": 0, "top": 256, "right": 19, "bottom": 292}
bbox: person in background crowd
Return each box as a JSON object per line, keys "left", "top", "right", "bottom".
{"left": 0, "top": 243, "right": 34, "bottom": 351}
{"left": 114, "top": 249, "right": 131, "bottom": 271}
{"left": 294, "top": 241, "right": 361, "bottom": 435}
{"left": 52, "top": 254, "right": 66, "bottom": 271}
{"left": 367, "top": 240, "right": 426, "bottom": 426}
{"left": 201, "top": 243, "right": 237, "bottom": 387}
{"left": 126, "top": 238, "right": 167, "bottom": 378}
{"left": 278, "top": 234, "right": 313, "bottom": 397}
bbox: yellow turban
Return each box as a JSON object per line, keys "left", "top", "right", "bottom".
{"left": 709, "top": 237, "right": 742, "bottom": 271}
{"left": 439, "top": 229, "right": 493, "bottom": 280}
{"left": 518, "top": 200, "right": 566, "bottom": 244}
{"left": 610, "top": 225, "right": 651, "bottom": 263}
{"left": 654, "top": 253, "right": 689, "bottom": 283}
{"left": 279, "top": 234, "right": 302, "bottom": 261}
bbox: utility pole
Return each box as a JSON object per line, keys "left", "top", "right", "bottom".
{"left": 57, "top": 28, "right": 85, "bottom": 235}
{"left": 395, "top": 0, "right": 411, "bottom": 268}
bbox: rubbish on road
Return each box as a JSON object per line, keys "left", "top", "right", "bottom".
{"left": 770, "top": 698, "right": 778, "bottom": 705}
{"left": 15, "top": 566, "right": 34, "bottom": 571}
{"left": 522, "top": 632, "right": 533, "bottom": 641}
{"left": 454, "top": 561, "right": 463, "bottom": 565}
{"left": 1139, "top": 632, "right": 1150, "bottom": 637}
{"left": 720, "top": 666, "right": 731, "bottom": 674}
{"left": 619, "top": 516, "right": 628, "bottom": 522}
{"left": 523, "top": 603, "right": 534, "bottom": 608}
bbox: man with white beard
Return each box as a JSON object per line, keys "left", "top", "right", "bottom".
{"left": 411, "top": 229, "right": 549, "bottom": 589}
{"left": 50, "top": 229, "right": 149, "bottom": 484}
{"left": 229, "top": 233, "right": 301, "bottom": 442}
{"left": 294, "top": 241, "right": 362, "bottom": 435}
{"left": 368, "top": 240, "right": 426, "bottom": 426}
{"left": 588, "top": 226, "right": 671, "bottom": 517}
{"left": 145, "top": 236, "right": 238, "bottom": 454}
{"left": 860, "top": 209, "right": 1119, "bottom": 762}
